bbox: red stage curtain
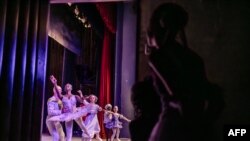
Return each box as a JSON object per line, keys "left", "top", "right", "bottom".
{"left": 96, "top": 3, "right": 116, "bottom": 138}
{"left": 96, "top": 3, "right": 116, "bottom": 34}
{"left": 98, "top": 29, "right": 113, "bottom": 138}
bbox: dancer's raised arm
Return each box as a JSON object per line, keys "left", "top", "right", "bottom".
{"left": 50, "top": 75, "right": 63, "bottom": 99}
{"left": 75, "top": 90, "right": 85, "bottom": 103}
{"left": 77, "top": 90, "right": 90, "bottom": 105}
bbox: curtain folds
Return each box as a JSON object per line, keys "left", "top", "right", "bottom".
{"left": 96, "top": 2, "right": 116, "bottom": 138}
{"left": 96, "top": 3, "right": 116, "bottom": 34}
{"left": 43, "top": 37, "right": 64, "bottom": 134}
{"left": 98, "top": 29, "right": 113, "bottom": 138}
{"left": 0, "top": 0, "right": 49, "bottom": 141}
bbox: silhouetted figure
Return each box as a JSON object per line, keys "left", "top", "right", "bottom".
{"left": 129, "top": 77, "right": 162, "bottom": 141}
{"left": 138, "top": 3, "right": 223, "bottom": 141}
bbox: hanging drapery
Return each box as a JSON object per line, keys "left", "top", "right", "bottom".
{"left": 96, "top": 3, "right": 116, "bottom": 34}
{"left": 43, "top": 37, "right": 64, "bottom": 134}
{"left": 0, "top": 0, "right": 49, "bottom": 141}
{"left": 95, "top": 2, "right": 116, "bottom": 138}
{"left": 98, "top": 29, "right": 113, "bottom": 138}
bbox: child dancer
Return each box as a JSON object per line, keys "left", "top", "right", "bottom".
{"left": 110, "top": 106, "right": 131, "bottom": 141}
{"left": 78, "top": 91, "right": 103, "bottom": 141}
{"left": 103, "top": 104, "right": 113, "bottom": 141}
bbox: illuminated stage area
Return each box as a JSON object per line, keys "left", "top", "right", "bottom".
{"left": 42, "top": 134, "right": 131, "bottom": 141}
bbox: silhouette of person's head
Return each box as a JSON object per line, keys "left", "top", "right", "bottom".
{"left": 148, "top": 3, "right": 188, "bottom": 44}
{"left": 147, "top": 3, "right": 188, "bottom": 49}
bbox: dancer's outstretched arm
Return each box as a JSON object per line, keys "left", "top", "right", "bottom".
{"left": 50, "top": 75, "right": 63, "bottom": 99}
{"left": 120, "top": 114, "right": 131, "bottom": 122}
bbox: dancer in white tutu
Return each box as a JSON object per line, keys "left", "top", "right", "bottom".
{"left": 110, "top": 106, "right": 131, "bottom": 141}
{"left": 50, "top": 75, "right": 90, "bottom": 141}
{"left": 78, "top": 91, "right": 103, "bottom": 141}
{"left": 46, "top": 78, "right": 65, "bottom": 141}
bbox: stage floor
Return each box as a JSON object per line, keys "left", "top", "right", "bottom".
{"left": 42, "top": 134, "right": 131, "bottom": 141}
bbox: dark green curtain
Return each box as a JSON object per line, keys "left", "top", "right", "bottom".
{"left": 0, "top": 0, "right": 49, "bottom": 140}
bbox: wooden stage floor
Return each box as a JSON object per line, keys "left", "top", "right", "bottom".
{"left": 42, "top": 134, "right": 131, "bottom": 141}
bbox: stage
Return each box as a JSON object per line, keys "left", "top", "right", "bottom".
{"left": 42, "top": 134, "right": 131, "bottom": 141}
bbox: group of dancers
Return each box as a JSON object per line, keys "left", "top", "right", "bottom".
{"left": 46, "top": 75, "right": 131, "bottom": 141}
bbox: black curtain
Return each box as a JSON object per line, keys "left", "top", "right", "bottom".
{"left": 0, "top": 0, "right": 49, "bottom": 141}
{"left": 43, "top": 37, "right": 64, "bottom": 134}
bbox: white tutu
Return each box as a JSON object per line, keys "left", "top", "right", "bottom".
{"left": 48, "top": 107, "right": 88, "bottom": 122}
{"left": 72, "top": 107, "right": 88, "bottom": 119}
